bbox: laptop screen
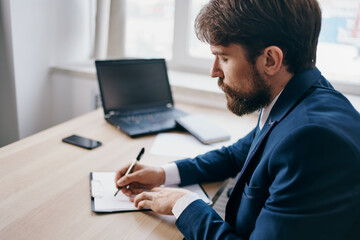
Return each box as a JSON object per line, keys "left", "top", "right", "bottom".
{"left": 95, "top": 59, "right": 174, "bottom": 114}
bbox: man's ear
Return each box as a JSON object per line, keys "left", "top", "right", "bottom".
{"left": 260, "top": 46, "right": 284, "bottom": 76}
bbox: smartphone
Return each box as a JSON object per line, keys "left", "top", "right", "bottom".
{"left": 62, "top": 135, "right": 102, "bottom": 150}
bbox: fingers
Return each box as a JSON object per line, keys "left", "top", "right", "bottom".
{"left": 122, "top": 185, "right": 144, "bottom": 196}
{"left": 128, "top": 186, "right": 144, "bottom": 195}
{"left": 132, "top": 188, "right": 186, "bottom": 215}
{"left": 137, "top": 200, "right": 152, "bottom": 210}
{"left": 114, "top": 170, "right": 122, "bottom": 186}
{"left": 116, "top": 171, "right": 139, "bottom": 187}
{"left": 118, "top": 185, "right": 147, "bottom": 201}
{"left": 134, "top": 192, "right": 154, "bottom": 208}
{"left": 121, "top": 187, "right": 132, "bottom": 197}
{"left": 150, "top": 187, "right": 162, "bottom": 192}
{"left": 118, "top": 181, "right": 149, "bottom": 197}
{"left": 114, "top": 162, "right": 132, "bottom": 186}
{"left": 115, "top": 162, "right": 143, "bottom": 187}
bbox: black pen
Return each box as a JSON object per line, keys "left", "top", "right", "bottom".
{"left": 114, "top": 147, "right": 145, "bottom": 197}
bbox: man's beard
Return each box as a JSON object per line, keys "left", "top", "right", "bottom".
{"left": 218, "top": 67, "right": 272, "bottom": 116}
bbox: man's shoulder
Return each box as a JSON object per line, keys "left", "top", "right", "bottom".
{"left": 267, "top": 85, "right": 360, "bottom": 154}
{"left": 287, "top": 82, "right": 360, "bottom": 128}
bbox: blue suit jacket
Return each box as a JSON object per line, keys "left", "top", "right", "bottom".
{"left": 174, "top": 68, "right": 360, "bottom": 239}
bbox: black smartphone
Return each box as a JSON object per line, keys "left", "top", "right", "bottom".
{"left": 62, "top": 135, "right": 102, "bottom": 150}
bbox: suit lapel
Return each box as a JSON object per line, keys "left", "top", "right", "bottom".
{"left": 225, "top": 118, "right": 276, "bottom": 225}
{"left": 225, "top": 67, "right": 322, "bottom": 227}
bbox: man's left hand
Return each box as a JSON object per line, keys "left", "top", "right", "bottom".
{"left": 133, "top": 187, "right": 189, "bottom": 215}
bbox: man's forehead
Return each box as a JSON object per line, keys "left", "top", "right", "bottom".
{"left": 210, "top": 44, "right": 246, "bottom": 56}
{"left": 210, "top": 45, "right": 229, "bottom": 55}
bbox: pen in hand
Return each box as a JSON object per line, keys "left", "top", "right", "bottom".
{"left": 114, "top": 147, "right": 145, "bottom": 197}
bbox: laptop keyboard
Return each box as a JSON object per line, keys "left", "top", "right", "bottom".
{"left": 119, "top": 111, "right": 175, "bottom": 125}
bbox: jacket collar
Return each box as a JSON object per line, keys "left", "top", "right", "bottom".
{"left": 247, "top": 67, "right": 322, "bottom": 160}
{"left": 268, "top": 67, "right": 322, "bottom": 124}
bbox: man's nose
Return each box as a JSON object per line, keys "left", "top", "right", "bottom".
{"left": 210, "top": 59, "right": 223, "bottom": 78}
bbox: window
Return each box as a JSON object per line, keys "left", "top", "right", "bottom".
{"left": 106, "top": 0, "right": 360, "bottom": 94}
{"left": 188, "top": 0, "right": 212, "bottom": 59}
{"left": 317, "top": 0, "right": 360, "bottom": 85}
{"left": 124, "top": 0, "right": 175, "bottom": 59}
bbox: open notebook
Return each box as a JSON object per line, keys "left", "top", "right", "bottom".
{"left": 90, "top": 172, "right": 212, "bottom": 213}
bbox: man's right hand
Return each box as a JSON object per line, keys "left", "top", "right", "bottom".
{"left": 114, "top": 163, "right": 165, "bottom": 196}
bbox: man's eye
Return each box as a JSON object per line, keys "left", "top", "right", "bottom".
{"left": 220, "top": 58, "right": 228, "bottom": 63}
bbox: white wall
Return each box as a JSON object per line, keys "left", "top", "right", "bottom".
{"left": 51, "top": 68, "right": 100, "bottom": 126}
{"left": 8, "top": 0, "right": 93, "bottom": 140}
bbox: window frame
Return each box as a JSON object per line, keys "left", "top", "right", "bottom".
{"left": 169, "top": 0, "right": 212, "bottom": 73}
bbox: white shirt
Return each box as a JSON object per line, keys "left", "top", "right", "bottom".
{"left": 164, "top": 92, "right": 283, "bottom": 219}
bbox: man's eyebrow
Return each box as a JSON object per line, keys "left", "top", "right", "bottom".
{"left": 211, "top": 50, "right": 228, "bottom": 56}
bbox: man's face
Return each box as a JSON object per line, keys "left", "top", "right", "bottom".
{"left": 210, "top": 44, "right": 272, "bottom": 116}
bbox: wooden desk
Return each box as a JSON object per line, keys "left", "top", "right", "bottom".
{"left": 0, "top": 103, "right": 257, "bottom": 239}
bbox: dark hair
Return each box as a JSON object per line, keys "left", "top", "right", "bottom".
{"left": 195, "top": 0, "right": 322, "bottom": 74}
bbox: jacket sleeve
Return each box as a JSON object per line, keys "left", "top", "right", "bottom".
{"left": 175, "top": 128, "right": 256, "bottom": 186}
{"left": 176, "top": 200, "right": 245, "bottom": 240}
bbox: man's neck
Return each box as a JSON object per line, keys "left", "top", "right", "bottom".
{"left": 268, "top": 68, "right": 293, "bottom": 104}
{"left": 260, "top": 90, "right": 282, "bottom": 130}
{"left": 260, "top": 67, "right": 294, "bottom": 130}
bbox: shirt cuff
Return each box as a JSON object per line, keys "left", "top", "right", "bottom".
{"left": 172, "top": 192, "right": 200, "bottom": 219}
{"left": 161, "top": 162, "right": 181, "bottom": 186}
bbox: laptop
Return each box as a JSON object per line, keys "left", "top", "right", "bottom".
{"left": 95, "top": 59, "right": 187, "bottom": 137}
